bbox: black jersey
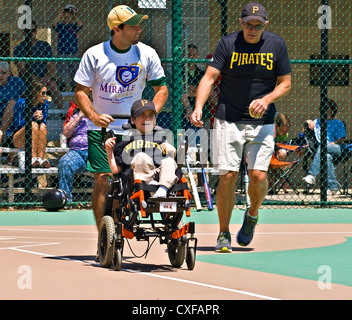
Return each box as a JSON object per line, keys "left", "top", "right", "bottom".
{"left": 209, "top": 30, "right": 291, "bottom": 124}
{"left": 113, "top": 128, "right": 167, "bottom": 169}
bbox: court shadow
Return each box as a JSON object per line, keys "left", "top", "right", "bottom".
{"left": 44, "top": 255, "right": 183, "bottom": 273}
{"left": 118, "top": 258, "right": 178, "bottom": 273}
{"left": 44, "top": 255, "right": 97, "bottom": 263}
{"left": 196, "top": 246, "right": 254, "bottom": 253}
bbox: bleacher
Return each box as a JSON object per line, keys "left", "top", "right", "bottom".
{"left": 0, "top": 93, "right": 93, "bottom": 203}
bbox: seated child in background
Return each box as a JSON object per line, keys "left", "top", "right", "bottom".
{"left": 105, "top": 99, "right": 178, "bottom": 198}
{"left": 274, "top": 112, "right": 291, "bottom": 161}
{"left": 58, "top": 102, "right": 88, "bottom": 204}
{"left": 268, "top": 112, "right": 292, "bottom": 193}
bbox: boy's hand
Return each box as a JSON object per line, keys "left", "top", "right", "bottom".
{"left": 105, "top": 137, "right": 116, "bottom": 150}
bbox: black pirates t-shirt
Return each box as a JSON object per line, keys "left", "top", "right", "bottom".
{"left": 113, "top": 128, "right": 167, "bottom": 170}
{"left": 209, "top": 30, "right": 292, "bottom": 124}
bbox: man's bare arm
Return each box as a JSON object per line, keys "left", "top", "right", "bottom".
{"left": 74, "top": 83, "right": 113, "bottom": 128}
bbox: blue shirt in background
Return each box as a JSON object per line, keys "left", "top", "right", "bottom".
{"left": 7, "top": 97, "right": 49, "bottom": 137}
{"left": 13, "top": 40, "right": 53, "bottom": 79}
{"left": 0, "top": 76, "right": 26, "bottom": 119}
{"left": 53, "top": 23, "right": 82, "bottom": 54}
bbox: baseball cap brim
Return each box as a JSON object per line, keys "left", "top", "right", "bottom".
{"left": 241, "top": 15, "right": 267, "bottom": 24}
{"left": 133, "top": 107, "right": 156, "bottom": 118}
{"left": 124, "top": 14, "right": 148, "bottom": 26}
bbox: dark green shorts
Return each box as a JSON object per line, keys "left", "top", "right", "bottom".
{"left": 87, "top": 130, "right": 123, "bottom": 173}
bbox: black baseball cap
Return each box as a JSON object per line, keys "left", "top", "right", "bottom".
{"left": 131, "top": 99, "right": 156, "bottom": 118}
{"left": 63, "top": 5, "right": 77, "bottom": 15}
{"left": 241, "top": 2, "right": 268, "bottom": 24}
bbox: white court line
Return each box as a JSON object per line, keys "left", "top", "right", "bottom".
{"left": 124, "top": 268, "right": 281, "bottom": 300}
{"left": 6, "top": 246, "right": 280, "bottom": 300}
{"left": 4, "top": 228, "right": 348, "bottom": 299}
{"left": 1, "top": 236, "right": 96, "bottom": 241}
{"left": 0, "top": 227, "right": 96, "bottom": 234}
{"left": 10, "top": 247, "right": 89, "bottom": 264}
{"left": 1, "top": 242, "right": 60, "bottom": 251}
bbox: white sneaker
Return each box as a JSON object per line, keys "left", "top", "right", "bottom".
{"left": 327, "top": 189, "right": 337, "bottom": 196}
{"left": 302, "top": 174, "right": 316, "bottom": 185}
{"left": 151, "top": 186, "right": 168, "bottom": 198}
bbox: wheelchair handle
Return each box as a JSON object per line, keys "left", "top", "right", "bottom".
{"left": 101, "top": 114, "right": 131, "bottom": 148}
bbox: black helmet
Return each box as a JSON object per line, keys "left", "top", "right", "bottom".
{"left": 42, "top": 189, "right": 67, "bottom": 211}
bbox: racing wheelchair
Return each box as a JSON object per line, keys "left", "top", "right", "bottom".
{"left": 97, "top": 124, "right": 198, "bottom": 271}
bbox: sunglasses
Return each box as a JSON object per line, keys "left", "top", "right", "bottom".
{"left": 40, "top": 91, "right": 47, "bottom": 96}
{"left": 0, "top": 70, "right": 8, "bottom": 75}
{"left": 242, "top": 22, "right": 265, "bottom": 31}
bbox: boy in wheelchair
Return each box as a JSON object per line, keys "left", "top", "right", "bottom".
{"left": 104, "top": 99, "right": 179, "bottom": 199}
{"left": 99, "top": 99, "right": 196, "bottom": 271}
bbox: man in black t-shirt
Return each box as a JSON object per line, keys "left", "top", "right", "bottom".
{"left": 191, "top": 2, "right": 292, "bottom": 252}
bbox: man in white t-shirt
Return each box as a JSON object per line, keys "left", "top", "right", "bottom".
{"left": 74, "top": 5, "right": 168, "bottom": 227}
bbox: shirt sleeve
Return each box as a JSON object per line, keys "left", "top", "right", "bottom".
{"left": 74, "top": 49, "right": 96, "bottom": 88}
{"left": 208, "top": 37, "right": 228, "bottom": 72}
{"left": 335, "top": 120, "right": 347, "bottom": 140}
{"left": 275, "top": 39, "right": 292, "bottom": 76}
{"left": 42, "top": 101, "right": 49, "bottom": 124}
{"left": 145, "top": 48, "right": 166, "bottom": 83}
{"left": 12, "top": 77, "right": 26, "bottom": 100}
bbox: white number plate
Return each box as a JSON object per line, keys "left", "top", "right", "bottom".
{"left": 160, "top": 202, "right": 177, "bottom": 212}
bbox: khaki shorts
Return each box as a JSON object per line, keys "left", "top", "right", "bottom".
{"left": 212, "top": 118, "right": 274, "bottom": 174}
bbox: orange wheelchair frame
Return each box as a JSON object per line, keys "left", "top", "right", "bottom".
{"left": 97, "top": 128, "right": 197, "bottom": 271}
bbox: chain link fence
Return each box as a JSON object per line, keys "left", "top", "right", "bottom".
{"left": 0, "top": 0, "right": 352, "bottom": 208}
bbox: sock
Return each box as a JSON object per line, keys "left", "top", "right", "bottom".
{"left": 247, "top": 210, "right": 258, "bottom": 219}
{"left": 152, "top": 185, "right": 168, "bottom": 198}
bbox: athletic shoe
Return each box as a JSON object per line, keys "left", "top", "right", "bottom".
{"left": 236, "top": 210, "right": 258, "bottom": 247}
{"left": 39, "top": 158, "right": 50, "bottom": 168}
{"left": 31, "top": 157, "right": 40, "bottom": 168}
{"left": 302, "top": 174, "right": 316, "bottom": 185}
{"left": 215, "top": 231, "right": 232, "bottom": 253}
{"left": 150, "top": 186, "right": 168, "bottom": 198}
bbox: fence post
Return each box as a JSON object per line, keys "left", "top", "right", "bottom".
{"left": 320, "top": 0, "right": 329, "bottom": 204}
{"left": 23, "top": 0, "right": 33, "bottom": 200}
{"left": 171, "top": 0, "right": 183, "bottom": 141}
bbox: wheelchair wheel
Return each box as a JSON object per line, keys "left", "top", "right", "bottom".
{"left": 98, "top": 216, "right": 115, "bottom": 268}
{"left": 112, "top": 247, "right": 122, "bottom": 271}
{"left": 167, "top": 236, "right": 186, "bottom": 268}
{"left": 112, "top": 241, "right": 123, "bottom": 271}
{"left": 186, "top": 247, "right": 196, "bottom": 270}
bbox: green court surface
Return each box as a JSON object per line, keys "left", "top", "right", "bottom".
{"left": 1, "top": 208, "right": 351, "bottom": 287}
{"left": 197, "top": 237, "right": 352, "bottom": 287}
{"left": 1, "top": 208, "right": 352, "bottom": 226}
{"left": 0, "top": 210, "right": 96, "bottom": 226}
{"left": 186, "top": 208, "right": 352, "bottom": 224}
{"left": 187, "top": 208, "right": 352, "bottom": 288}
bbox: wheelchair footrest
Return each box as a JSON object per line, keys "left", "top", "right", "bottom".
{"left": 171, "top": 222, "right": 195, "bottom": 239}
{"left": 121, "top": 225, "right": 134, "bottom": 239}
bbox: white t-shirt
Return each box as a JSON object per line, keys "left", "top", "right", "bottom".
{"left": 74, "top": 40, "right": 165, "bottom": 134}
